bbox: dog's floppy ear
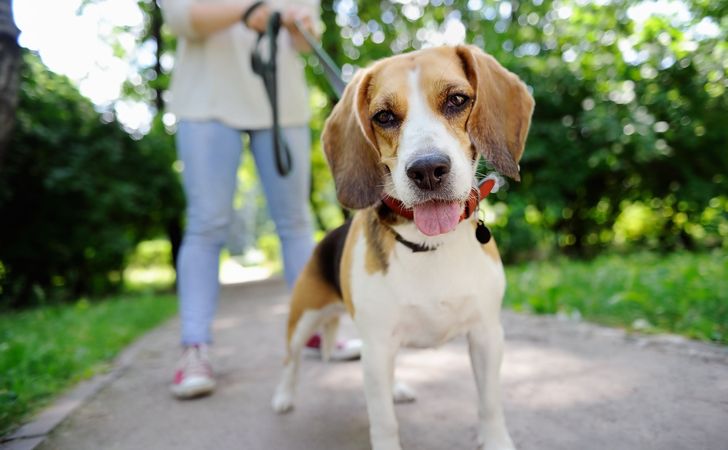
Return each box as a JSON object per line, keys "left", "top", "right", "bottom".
{"left": 456, "top": 45, "right": 534, "bottom": 181}
{"left": 322, "top": 68, "right": 384, "bottom": 209}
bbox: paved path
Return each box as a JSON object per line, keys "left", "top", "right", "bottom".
{"left": 18, "top": 280, "right": 728, "bottom": 449}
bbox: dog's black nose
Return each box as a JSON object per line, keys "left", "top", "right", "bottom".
{"left": 406, "top": 154, "right": 451, "bottom": 191}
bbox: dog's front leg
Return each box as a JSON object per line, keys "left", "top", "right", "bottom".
{"left": 467, "top": 321, "right": 515, "bottom": 450}
{"left": 361, "top": 333, "right": 401, "bottom": 450}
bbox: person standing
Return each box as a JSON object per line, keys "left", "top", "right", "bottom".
{"left": 160, "top": 0, "right": 356, "bottom": 399}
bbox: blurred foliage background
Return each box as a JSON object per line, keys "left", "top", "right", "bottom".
{"left": 1, "top": 0, "right": 726, "bottom": 307}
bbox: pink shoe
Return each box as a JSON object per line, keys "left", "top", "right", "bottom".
{"left": 303, "top": 334, "right": 362, "bottom": 361}
{"left": 170, "top": 344, "right": 216, "bottom": 399}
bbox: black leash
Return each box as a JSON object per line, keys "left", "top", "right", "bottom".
{"left": 251, "top": 12, "right": 292, "bottom": 176}
{"left": 251, "top": 15, "right": 347, "bottom": 177}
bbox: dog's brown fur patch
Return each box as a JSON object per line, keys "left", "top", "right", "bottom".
{"left": 482, "top": 238, "right": 501, "bottom": 263}
{"left": 285, "top": 259, "right": 341, "bottom": 347}
{"left": 363, "top": 208, "right": 398, "bottom": 275}
{"left": 339, "top": 213, "right": 364, "bottom": 317}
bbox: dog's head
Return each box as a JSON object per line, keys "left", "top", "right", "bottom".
{"left": 322, "top": 45, "right": 534, "bottom": 236}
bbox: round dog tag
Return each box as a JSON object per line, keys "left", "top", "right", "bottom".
{"left": 475, "top": 220, "right": 491, "bottom": 244}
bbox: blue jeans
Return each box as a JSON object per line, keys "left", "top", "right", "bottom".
{"left": 176, "top": 120, "right": 315, "bottom": 345}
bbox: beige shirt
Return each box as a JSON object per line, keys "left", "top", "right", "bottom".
{"left": 160, "top": 0, "right": 317, "bottom": 129}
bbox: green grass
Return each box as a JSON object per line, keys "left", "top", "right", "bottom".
{"left": 0, "top": 294, "right": 177, "bottom": 437}
{"left": 505, "top": 250, "right": 728, "bottom": 344}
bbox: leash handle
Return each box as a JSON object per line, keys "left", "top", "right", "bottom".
{"left": 251, "top": 12, "right": 293, "bottom": 176}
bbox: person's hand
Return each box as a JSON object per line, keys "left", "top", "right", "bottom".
{"left": 282, "top": 6, "right": 318, "bottom": 51}
{"left": 281, "top": 6, "right": 316, "bottom": 35}
{"left": 244, "top": 2, "right": 272, "bottom": 34}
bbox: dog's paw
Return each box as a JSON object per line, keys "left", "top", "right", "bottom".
{"left": 477, "top": 426, "right": 515, "bottom": 450}
{"left": 478, "top": 443, "right": 516, "bottom": 450}
{"left": 271, "top": 389, "right": 294, "bottom": 414}
{"left": 371, "top": 437, "right": 403, "bottom": 450}
{"left": 478, "top": 444, "right": 516, "bottom": 450}
{"left": 392, "top": 381, "right": 416, "bottom": 404}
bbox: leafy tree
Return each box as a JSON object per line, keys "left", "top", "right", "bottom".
{"left": 9, "top": 0, "right": 723, "bottom": 304}
{"left": 310, "top": 0, "right": 728, "bottom": 259}
{"left": 0, "top": 52, "right": 183, "bottom": 307}
{"left": 115, "top": 0, "right": 185, "bottom": 266}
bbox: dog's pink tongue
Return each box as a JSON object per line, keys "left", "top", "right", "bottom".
{"left": 413, "top": 201, "right": 461, "bottom": 236}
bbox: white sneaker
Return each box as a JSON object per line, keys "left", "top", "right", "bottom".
{"left": 303, "top": 334, "right": 362, "bottom": 361}
{"left": 170, "top": 344, "right": 216, "bottom": 399}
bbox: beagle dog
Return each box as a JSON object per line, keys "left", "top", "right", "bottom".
{"left": 272, "top": 45, "right": 534, "bottom": 450}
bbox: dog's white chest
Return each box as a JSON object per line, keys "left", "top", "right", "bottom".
{"left": 396, "top": 288, "right": 480, "bottom": 347}
{"left": 351, "top": 222, "right": 505, "bottom": 348}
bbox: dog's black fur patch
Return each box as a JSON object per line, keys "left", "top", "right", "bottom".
{"left": 316, "top": 219, "right": 352, "bottom": 298}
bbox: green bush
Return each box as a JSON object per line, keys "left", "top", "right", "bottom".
{"left": 0, "top": 52, "right": 183, "bottom": 307}
{"left": 126, "top": 239, "right": 173, "bottom": 269}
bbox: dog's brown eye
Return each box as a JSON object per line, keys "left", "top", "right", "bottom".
{"left": 446, "top": 94, "right": 470, "bottom": 110}
{"left": 372, "top": 110, "right": 398, "bottom": 127}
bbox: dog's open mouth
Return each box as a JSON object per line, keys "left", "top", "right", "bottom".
{"left": 412, "top": 200, "right": 462, "bottom": 236}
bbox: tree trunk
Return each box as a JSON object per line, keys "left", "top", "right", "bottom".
{"left": 0, "top": 0, "right": 21, "bottom": 164}
{"left": 150, "top": 0, "right": 164, "bottom": 114}
{"left": 145, "top": 0, "right": 183, "bottom": 274}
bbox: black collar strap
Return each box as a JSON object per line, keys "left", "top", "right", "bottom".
{"left": 388, "top": 226, "right": 439, "bottom": 253}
